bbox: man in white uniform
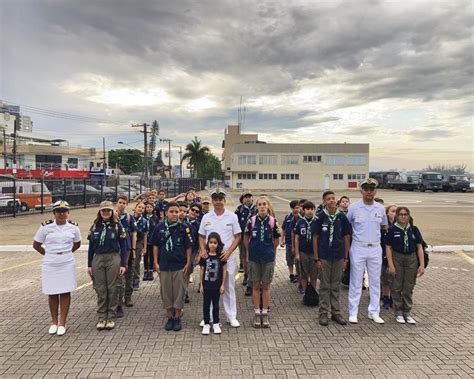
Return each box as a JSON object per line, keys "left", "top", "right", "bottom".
{"left": 346, "top": 178, "right": 388, "bottom": 324}
{"left": 199, "top": 188, "right": 242, "bottom": 327}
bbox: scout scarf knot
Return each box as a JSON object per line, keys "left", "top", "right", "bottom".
{"left": 257, "top": 214, "right": 269, "bottom": 242}
{"left": 304, "top": 217, "right": 315, "bottom": 243}
{"left": 99, "top": 221, "right": 113, "bottom": 246}
{"left": 394, "top": 222, "right": 411, "bottom": 253}
{"left": 164, "top": 219, "right": 180, "bottom": 251}
{"left": 323, "top": 208, "right": 341, "bottom": 247}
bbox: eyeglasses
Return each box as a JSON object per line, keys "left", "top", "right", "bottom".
{"left": 190, "top": 208, "right": 200, "bottom": 213}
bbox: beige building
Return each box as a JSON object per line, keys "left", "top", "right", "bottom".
{"left": 222, "top": 125, "right": 259, "bottom": 180}
{"left": 223, "top": 126, "right": 369, "bottom": 190}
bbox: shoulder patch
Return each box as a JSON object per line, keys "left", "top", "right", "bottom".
{"left": 41, "top": 219, "right": 54, "bottom": 226}
{"left": 67, "top": 220, "right": 78, "bottom": 226}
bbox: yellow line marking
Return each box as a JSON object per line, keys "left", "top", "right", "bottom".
{"left": 0, "top": 258, "right": 43, "bottom": 273}
{"left": 456, "top": 251, "right": 474, "bottom": 265}
{"left": 77, "top": 281, "right": 93, "bottom": 290}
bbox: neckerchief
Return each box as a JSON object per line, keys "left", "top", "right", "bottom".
{"left": 394, "top": 223, "right": 411, "bottom": 253}
{"left": 99, "top": 221, "right": 112, "bottom": 246}
{"left": 164, "top": 219, "right": 180, "bottom": 252}
{"left": 303, "top": 216, "right": 315, "bottom": 243}
{"left": 257, "top": 214, "right": 269, "bottom": 242}
{"left": 323, "top": 207, "right": 341, "bottom": 247}
{"left": 243, "top": 203, "right": 255, "bottom": 224}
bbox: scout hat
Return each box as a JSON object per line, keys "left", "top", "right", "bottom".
{"left": 201, "top": 196, "right": 211, "bottom": 204}
{"left": 210, "top": 188, "right": 226, "bottom": 199}
{"left": 239, "top": 191, "right": 253, "bottom": 204}
{"left": 99, "top": 200, "right": 114, "bottom": 211}
{"left": 359, "top": 177, "right": 378, "bottom": 190}
{"left": 52, "top": 200, "right": 70, "bottom": 211}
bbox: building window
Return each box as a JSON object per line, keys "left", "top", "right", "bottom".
{"left": 281, "top": 173, "right": 300, "bottom": 180}
{"left": 35, "top": 154, "right": 62, "bottom": 169}
{"left": 348, "top": 174, "right": 366, "bottom": 180}
{"left": 303, "top": 155, "right": 322, "bottom": 162}
{"left": 347, "top": 156, "right": 367, "bottom": 165}
{"left": 324, "top": 156, "right": 345, "bottom": 165}
{"left": 237, "top": 173, "right": 256, "bottom": 180}
{"left": 259, "top": 173, "right": 277, "bottom": 180}
{"left": 67, "top": 158, "right": 78, "bottom": 169}
{"left": 237, "top": 155, "right": 257, "bottom": 165}
{"left": 281, "top": 155, "right": 299, "bottom": 165}
{"left": 333, "top": 174, "right": 344, "bottom": 180}
{"left": 258, "top": 155, "right": 278, "bottom": 165}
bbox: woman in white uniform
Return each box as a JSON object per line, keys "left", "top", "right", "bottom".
{"left": 33, "top": 200, "right": 81, "bottom": 336}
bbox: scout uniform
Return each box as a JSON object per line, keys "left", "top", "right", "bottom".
{"left": 294, "top": 215, "right": 318, "bottom": 281}
{"left": 132, "top": 214, "right": 148, "bottom": 287}
{"left": 282, "top": 211, "right": 300, "bottom": 281}
{"left": 117, "top": 211, "right": 137, "bottom": 306}
{"left": 143, "top": 213, "right": 159, "bottom": 281}
{"left": 346, "top": 178, "right": 388, "bottom": 323}
{"left": 235, "top": 192, "right": 256, "bottom": 280}
{"left": 88, "top": 201, "right": 127, "bottom": 323}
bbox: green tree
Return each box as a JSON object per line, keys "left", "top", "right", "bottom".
{"left": 181, "top": 137, "right": 210, "bottom": 178}
{"left": 109, "top": 149, "right": 144, "bottom": 174}
{"left": 200, "top": 153, "right": 222, "bottom": 180}
{"left": 153, "top": 149, "right": 165, "bottom": 175}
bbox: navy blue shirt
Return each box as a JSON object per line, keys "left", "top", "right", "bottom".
{"left": 187, "top": 218, "right": 201, "bottom": 253}
{"left": 313, "top": 210, "right": 351, "bottom": 260}
{"left": 199, "top": 255, "right": 226, "bottom": 290}
{"left": 150, "top": 220, "right": 193, "bottom": 271}
{"left": 245, "top": 215, "right": 281, "bottom": 264}
{"left": 88, "top": 222, "right": 127, "bottom": 267}
{"left": 145, "top": 214, "right": 159, "bottom": 246}
{"left": 235, "top": 203, "right": 256, "bottom": 233}
{"left": 282, "top": 213, "right": 299, "bottom": 246}
{"left": 119, "top": 212, "right": 137, "bottom": 251}
{"left": 385, "top": 224, "right": 422, "bottom": 254}
{"left": 154, "top": 200, "right": 168, "bottom": 220}
{"left": 294, "top": 217, "right": 317, "bottom": 255}
{"left": 133, "top": 215, "right": 148, "bottom": 242}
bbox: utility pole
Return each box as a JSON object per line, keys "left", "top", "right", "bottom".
{"left": 160, "top": 138, "right": 172, "bottom": 178}
{"left": 132, "top": 123, "right": 149, "bottom": 184}
{"left": 12, "top": 117, "right": 18, "bottom": 176}
{"left": 173, "top": 145, "right": 183, "bottom": 178}
{"left": 3, "top": 129, "right": 7, "bottom": 173}
{"left": 102, "top": 136, "right": 107, "bottom": 173}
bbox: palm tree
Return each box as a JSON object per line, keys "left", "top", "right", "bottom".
{"left": 181, "top": 137, "right": 210, "bottom": 178}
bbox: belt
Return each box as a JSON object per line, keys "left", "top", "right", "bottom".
{"left": 353, "top": 241, "right": 380, "bottom": 248}
{"left": 48, "top": 252, "right": 69, "bottom": 255}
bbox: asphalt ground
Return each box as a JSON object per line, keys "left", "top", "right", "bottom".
{"left": 0, "top": 190, "right": 473, "bottom": 378}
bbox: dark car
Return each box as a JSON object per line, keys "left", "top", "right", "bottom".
{"left": 52, "top": 184, "right": 102, "bottom": 206}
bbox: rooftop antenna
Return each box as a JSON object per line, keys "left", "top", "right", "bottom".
{"left": 238, "top": 95, "right": 243, "bottom": 131}
{"left": 242, "top": 106, "right": 246, "bottom": 133}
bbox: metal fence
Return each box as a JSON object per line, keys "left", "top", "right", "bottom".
{"left": 0, "top": 176, "right": 207, "bottom": 218}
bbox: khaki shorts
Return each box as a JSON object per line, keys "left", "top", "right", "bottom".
{"left": 299, "top": 253, "right": 318, "bottom": 281}
{"left": 159, "top": 269, "right": 185, "bottom": 310}
{"left": 248, "top": 261, "right": 275, "bottom": 284}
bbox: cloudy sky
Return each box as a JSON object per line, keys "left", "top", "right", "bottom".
{"left": 1, "top": 0, "right": 473, "bottom": 171}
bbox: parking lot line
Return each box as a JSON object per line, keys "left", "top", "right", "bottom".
{"left": 0, "top": 258, "right": 42, "bottom": 273}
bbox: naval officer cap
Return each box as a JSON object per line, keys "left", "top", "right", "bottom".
{"left": 52, "top": 200, "right": 70, "bottom": 211}
{"left": 359, "top": 177, "right": 379, "bottom": 190}
{"left": 210, "top": 188, "right": 226, "bottom": 199}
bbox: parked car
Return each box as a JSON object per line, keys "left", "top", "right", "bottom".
{"left": 52, "top": 184, "right": 101, "bottom": 206}
{"left": 0, "top": 180, "right": 52, "bottom": 213}
{"left": 442, "top": 175, "right": 470, "bottom": 192}
{"left": 90, "top": 185, "right": 116, "bottom": 201}
{"left": 117, "top": 185, "right": 140, "bottom": 200}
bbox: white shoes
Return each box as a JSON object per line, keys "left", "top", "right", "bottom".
{"left": 189, "top": 276, "right": 193, "bottom": 283}
{"left": 227, "top": 319, "right": 240, "bottom": 328}
{"left": 405, "top": 315, "right": 416, "bottom": 324}
{"left": 48, "top": 325, "right": 58, "bottom": 334}
{"left": 395, "top": 315, "right": 406, "bottom": 324}
{"left": 213, "top": 323, "right": 222, "bottom": 334}
{"left": 202, "top": 324, "right": 211, "bottom": 335}
{"left": 348, "top": 316, "right": 358, "bottom": 324}
{"left": 200, "top": 319, "right": 213, "bottom": 327}
{"left": 57, "top": 326, "right": 66, "bottom": 336}
{"left": 368, "top": 314, "right": 385, "bottom": 324}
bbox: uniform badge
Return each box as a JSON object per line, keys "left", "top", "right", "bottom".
{"left": 301, "top": 228, "right": 306, "bottom": 235}
{"left": 322, "top": 227, "right": 328, "bottom": 232}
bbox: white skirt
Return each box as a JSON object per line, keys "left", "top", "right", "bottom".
{"left": 41, "top": 253, "right": 77, "bottom": 295}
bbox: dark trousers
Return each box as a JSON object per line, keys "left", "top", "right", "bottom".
{"left": 143, "top": 244, "right": 154, "bottom": 271}
{"left": 203, "top": 288, "right": 220, "bottom": 324}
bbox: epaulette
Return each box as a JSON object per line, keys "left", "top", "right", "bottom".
{"left": 41, "top": 219, "right": 54, "bottom": 226}
{"left": 68, "top": 220, "right": 79, "bottom": 226}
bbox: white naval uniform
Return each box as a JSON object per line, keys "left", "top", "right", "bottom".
{"left": 33, "top": 220, "right": 81, "bottom": 295}
{"left": 199, "top": 209, "right": 241, "bottom": 320}
{"left": 346, "top": 200, "right": 388, "bottom": 317}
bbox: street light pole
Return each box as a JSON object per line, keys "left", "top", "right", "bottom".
{"left": 173, "top": 145, "right": 183, "bottom": 178}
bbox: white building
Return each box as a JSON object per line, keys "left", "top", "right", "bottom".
{"left": 224, "top": 126, "right": 369, "bottom": 190}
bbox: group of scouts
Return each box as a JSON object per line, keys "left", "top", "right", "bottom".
{"left": 35, "top": 179, "right": 426, "bottom": 336}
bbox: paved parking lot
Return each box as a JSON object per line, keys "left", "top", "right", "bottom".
{"left": 0, "top": 190, "right": 473, "bottom": 378}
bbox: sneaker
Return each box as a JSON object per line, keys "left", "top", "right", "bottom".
{"left": 396, "top": 315, "right": 406, "bottom": 324}
{"left": 245, "top": 286, "right": 252, "bottom": 296}
{"left": 202, "top": 324, "right": 211, "bottom": 335}
{"left": 184, "top": 293, "right": 190, "bottom": 303}
{"left": 164, "top": 318, "right": 174, "bottom": 331}
{"left": 56, "top": 326, "right": 66, "bottom": 336}
{"left": 200, "top": 319, "right": 212, "bottom": 327}
{"left": 383, "top": 296, "right": 391, "bottom": 310}
{"left": 173, "top": 318, "right": 182, "bottom": 331}
{"left": 319, "top": 313, "right": 329, "bottom": 326}
{"left": 149, "top": 271, "right": 154, "bottom": 281}
{"left": 405, "top": 315, "right": 417, "bottom": 324}
{"left": 368, "top": 314, "right": 385, "bottom": 324}
{"left": 292, "top": 275, "right": 300, "bottom": 283}
{"left": 48, "top": 325, "right": 58, "bottom": 335}
{"left": 261, "top": 314, "right": 270, "bottom": 328}
{"left": 227, "top": 319, "right": 240, "bottom": 328}
{"left": 116, "top": 306, "right": 124, "bottom": 318}
{"left": 348, "top": 315, "right": 358, "bottom": 324}
{"left": 212, "top": 323, "right": 222, "bottom": 334}
{"left": 331, "top": 314, "right": 347, "bottom": 325}
{"left": 124, "top": 298, "right": 134, "bottom": 307}
{"left": 297, "top": 285, "right": 304, "bottom": 294}
{"left": 133, "top": 283, "right": 139, "bottom": 290}
{"left": 253, "top": 314, "right": 262, "bottom": 328}
{"left": 105, "top": 320, "right": 115, "bottom": 330}
{"left": 289, "top": 274, "right": 295, "bottom": 282}
{"left": 243, "top": 274, "right": 248, "bottom": 286}
{"left": 96, "top": 320, "right": 107, "bottom": 330}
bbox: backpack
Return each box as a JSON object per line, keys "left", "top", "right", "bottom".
{"left": 413, "top": 226, "right": 429, "bottom": 269}
{"left": 249, "top": 215, "right": 276, "bottom": 243}
{"left": 303, "top": 282, "right": 319, "bottom": 306}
